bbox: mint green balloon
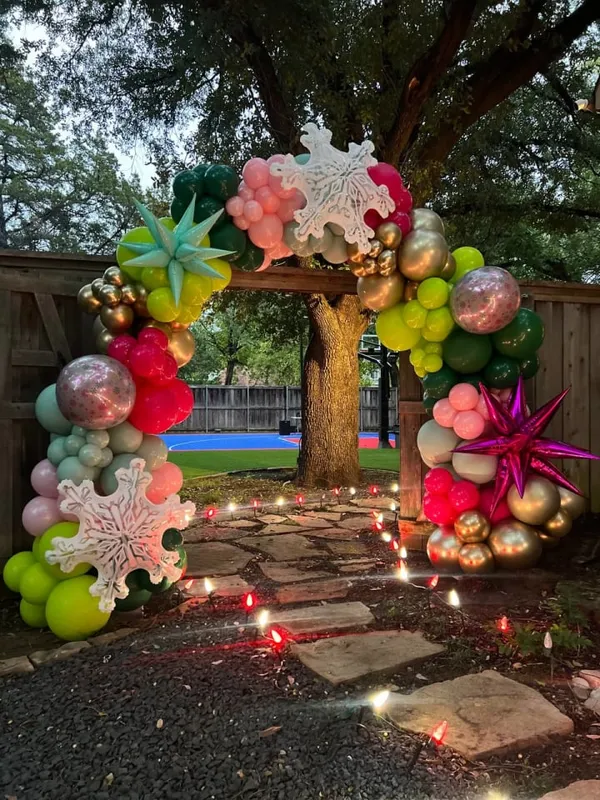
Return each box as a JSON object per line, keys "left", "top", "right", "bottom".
{"left": 65, "top": 434, "right": 86, "bottom": 456}
{"left": 47, "top": 437, "right": 68, "bottom": 466}
{"left": 85, "top": 429, "right": 110, "bottom": 448}
{"left": 295, "top": 153, "right": 310, "bottom": 165}
{"left": 71, "top": 425, "right": 87, "bottom": 438}
{"left": 100, "top": 453, "right": 137, "bottom": 494}
{"left": 98, "top": 448, "right": 113, "bottom": 468}
{"left": 57, "top": 456, "right": 98, "bottom": 485}
{"left": 136, "top": 435, "right": 168, "bottom": 471}
{"left": 35, "top": 384, "right": 71, "bottom": 435}
{"left": 108, "top": 421, "right": 143, "bottom": 455}
{"left": 78, "top": 443, "right": 103, "bottom": 467}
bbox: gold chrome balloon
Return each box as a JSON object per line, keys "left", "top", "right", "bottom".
{"left": 360, "top": 257, "right": 379, "bottom": 276}
{"left": 170, "top": 320, "right": 191, "bottom": 330}
{"left": 347, "top": 242, "right": 365, "bottom": 264}
{"left": 488, "top": 520, "right": 543, "bottom": 569}
{"left": 410, "top": 208, "right": 445, "bottom": 236}
{"left": 441, "top": 252, "right": 456, "bottom": 281}
{"left": 368, "top": 239, "right": 384, "bottom": 259}
{"left": 403, "top": 281, "right": 419, "bottom": 302}
{"left": 92, "top": 315, "right": 107, "bottom": 337}
{"left": 377, "top": 249, "right": 397, "bottom": 277}
{"left": 77, "top": 283, "right": 102, "bottom": 314}
{"left": 169, "top": 329, "right": 196, "bottom": 367}
{"left": 507, "top": 477, "right": 561, "bottom": 526}
{"left": 349, "top": 262, "right": 370, "bottom": 278}
{"left": 375, "top": 221, "right": 402, "bottom": 250}
{"left": 103, "top": 266, "right": 126, "bottom": 287}
{"left": 544, "top": 509, "right": 572, "bottom": 538}
{"left": 357, "top": 272, "right": 405, "bottom": 312}
{"left": 458, "top": 542, "right": 495, "bottom": 574}
{"left": 558, "top": 486, "right": 586, "bottom": 519}
{"left": 454, "top": 510, "right": 490, "bottom": 543}
{"left": 91, "top": 277, "right": 105, "bottom": 298}
{"left": 120, "top": 284, "right": 138, "bottom": 305}
{"left": 426, "top": 526, "right": 461, "bottom": 572}
{"left": 133, "top": 284, "right": 151, "bottom": 318}
{"left": 398, "top": 230, "right": 449, "bottom": 282}
{"left": 95, "top": 328, "right": 116, "bottom": 354}
{"left": 538, "top": 531, "right": 561, "bottom": 549}
{"left": 100, "top": 303, "right": 134, "bottom": 334}
{"left": 98, "top": 284, "right": 122, "bottom": 308}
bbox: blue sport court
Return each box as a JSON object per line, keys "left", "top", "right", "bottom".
{"left": 161, "top": 432, "right": 396, "bottom": 452}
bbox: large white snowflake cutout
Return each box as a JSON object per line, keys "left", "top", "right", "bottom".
{"left": 46, "top": 458, "right": 195, "bottom": 612}
{"left": 270, "top": 123, "right": 395, "bottom": 253}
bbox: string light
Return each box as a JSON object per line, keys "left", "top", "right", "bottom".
{"left": 544, "top": 631, "right": 553, "bottom": 650}
{"left": 428, "top": 574, "right": 439, "bottom": 589}
{"left": 544, "top": 630, "right": 554, "bottom": 680}
{"left": 448, "top": 589, "right": 460, "bottom": 608}
{"left": 370, "top": 690, "right": 390, "bottom": 712}
{"left": 397, "top": 560, "right": 409, "bottom": 583}
{"left": 391, "top": 539, "right": 399, "bottom": 551}
{"left": 251, "top": 498, "right": 261, "bottom": 518}
{"left": 398, "top": 545, "right": 407, "bottom": 560}
{"left": 242, "top": 592, "right": 257, "bottom": 612}
{"left": 204, "top": 506, "right": 217, "bottom": 521}
{"left": 295, "top": 493, "right": 305, "bottom": 507}
{"left": 368, "top": 485, "right": 380, "bottom": 497}
{"left": 275, "top": 496, "right": 286, "bottom": 507}
{"left": 381, "top": 532, "right": 392, "bottom": 543}
{"left": 349, "top": 487, "right": 356, "bottom": 496}
{"left": 228, "top": 501, "right": 237, "bottom": 519}
{"left": 390, "top": 482, "right": 399, "bottom": 493}
{"left": 183, "top": 578, "right": 194, "bottom": 591}
{"left": 497, "top": 615, "right": 510, "bottom": 633}
{"left": 429, "top": 719, "right": 448, "bottom": 746}
{"left": 257, "top": 609, "right": 270, "bottom": 631}
{"left": 267, "top": 626, "right": 288, "bottom": 657}
{"left": 204, "top": 577, "right": 216, "bottom": 607}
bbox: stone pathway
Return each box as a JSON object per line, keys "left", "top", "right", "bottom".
{"left": 539, "top": 781, "right": 600, "bottom": 800}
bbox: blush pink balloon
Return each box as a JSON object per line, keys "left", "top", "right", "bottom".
{"left": 31, "top": 458, "right": 59, "bottom": 499}
{"left": 255, "top": 185, "right": 280, "bottom": 213}
{"left": 267, "top": 241, "right": 293, "bottom": 259}
{"left": 449, "top": 383, "right": 479, "bottom": 411}
{"left": 244, "top": 200, "right": 264, "bottom": 223}
{"left": 237, "top": 182, "right": 255, "bottom": 202}
{"left": 233, "top": 214, "right": 250, "bottom": 230}
{"left": 433, "top": 398, "right": 457, "bottom": 428}
{"left": 22, "top": 496, "right": 62, "bottom": 537}
{"left": 277, "top": 194, "right": 304, "bottom": 223}
{"left": 248, "top": 214, "right": 284, "bottom": 249}
{"left": 146, "top": 461, "right": 184, "bottom": 504}
{"left": 267, "top": 154, "right": 296, "bottom": 199}
{"left": 453, "top": 410, "right": 485, "bottom": 440}
{"left": 242, "top": 157, "right": 270, "bottom": 190}
{"left": 499, "top": 388, "right": 512, "bottom": 402}
{"left": 225, "top": 196, "right": 245, "bottom": 217}
{"left": 475, "top": 395, "right": 490, "bottom": 420}
{"left": 256, "top": 253, "right": 272, "bottom": 272}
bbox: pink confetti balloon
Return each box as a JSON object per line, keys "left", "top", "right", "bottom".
{"left": 31, "top": 458, "right": 59, "bottom": 499}
{"left": 255, "top": 185, "right": 280, "bottom": 213}
{"left": 22, "top": 496, "right": 62, "bottom": 536}
{"left": 450, "top": 267, "right": 521, "bottom": 335}
{"left": 433, "top": 398, "right": 457, "bottom": 428}
{"left": 242, "top": 157, "right": 270, "bottom": 190}
{"left": 237, "top": 182, "right": 255, "bottom": 202}
{"left": 449, "top": 383, "right": 479, "bottom": 411}
{"left": 248, "top": 214, "right": 284, "bottom": 249}
{"left": 225, "top": 196, "right": 244, "bottom": 217}
{"left": 233, "top": 214, "right": 250, "bottom": 231}
{"left": 244, "top": 200, "right": 264, "bottom": 223}
{"left": 453, "top": 410, "right": 486, "bottom": 440}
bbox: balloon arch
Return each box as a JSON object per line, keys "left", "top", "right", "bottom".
{"left": 3, "top": 122, "right": 597, "bottom": 640}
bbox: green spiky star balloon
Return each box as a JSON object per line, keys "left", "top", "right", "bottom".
{"left": 120, "top": 196, "right": 233, "bottom": 305}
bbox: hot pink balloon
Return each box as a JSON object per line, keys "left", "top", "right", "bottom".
{"left": 267, "top": 154, "right": 296, "bottom": 199}
{"left": 453, "top": 410, "right": 485, "bottom": 440}
{"left": 244, "top": 200, "right": 264, "bottom": 223}
{"left": 248, "top": 214, "right": 284, "bottom": 249}
{"left": 233, "top": 214, "right": 250, "bottom": 231}
{"left": 479, "top": 485, "right": 511, "bottom": 523}
{"left": 449, "top": 383, "right": 479, "bottom": 411}
{"left": 367, "top": 163, "right": 405, "bottom": 204}
{"left": 146, "top": 461, "right": 184, "bottom": 504}
{"left": 433, "top": 398, "right": 457, "bottom": 428}
{"left": 237, "top": 182, "right": 255, "bottom": 202}
{"left": 225, "top": 196, "right": 245, "bottom": 217}
{"left": 255, "top": 185, "right": 280, "bottom": 213}
{"left": 31, "top": 459, "right": 59, "bottom": 499}
{"left": 22, "top": 496, "right": 62, "bottom": 537}
{"left": 389, "top": 209, "right": 412, "bottom": 235}
{"left": 364, "top": 209, "right": 385, "bottom": 230}
{"left": 242, "top": 158, "right": 270, "bottom": 190}
{"left": 395, "top": 186, "right": 413, "bottom": 213}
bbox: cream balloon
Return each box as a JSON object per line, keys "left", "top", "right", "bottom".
{"left": 507, "top": 477, "right": 560, "bottom": 526}
{"left": 417, "top": 420, "right": 459, "bottom": 466}
{"left": 410, "top": 208, "right": 445, "bottom": 236}
{"left": 398, "top": 230, "right": 449, "bottom": 282}
{"left": 452, "top": 451, "right": 498, "bottom": 484}
{"left": 558, "top": 486, "right": 586, "bottom": 519}
{"left": 488, "top": 520, "right": 543, "bottom": 569}
{"left": 357, "top": 272, "right": 405, "bottom": 312}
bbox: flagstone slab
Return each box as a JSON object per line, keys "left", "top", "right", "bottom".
{"left": 338, "top": 560, "right": 377, "bottom": 572}
{"left": 338, "top": 517, "right": 373, "bottom": 531}
{"left": 309, "top": 527, "right": 360, "bottom": 541}
{"left": 326, "top": 541, "right": 369, "bottom": 557}
{"left": 387, "top": 670, "right": 574, "bottom": 760}
{"left": 276, "top": 577, "right": 352, "bottom": 604}
{"left": 304, "top": 511, "right": 343, "bottom": 521}
{"left": 286, "top": 515, "right": 333, "bottom": 529}
{"left": 258, "top": 562, "right": 331, "bottom": 583}
{"left": 30, "top": 642, "right": 90, "bottom": 667}
{"left": 260, "top": 524, "right": 307, "bottom": 535}
{"left": 182, "top": 574, "right": 254, "bottom": 598}
{"left": 236, "top": 533, "right": 327, "bottom": 561}
{"left": 186, "top": 526, "right": 244, "bottom": 543}
{"left": 258, "top": 514, "right": 288, "bottom": 524}
{"left": 186, "top": 542, "right": 255, "bottom": 576}
{"left": 267, "top": 601, "right": 374, "bottom": 635}
{"left": 291, "top": 630, "right": 445, "bottom": 685}
{"left": 222, "top": 519, "right": 262, "bottom": 529}
{"left": 0, "top": 655, "right": 34, "bottom": 678}
{"left": 538, "top": 781, "right": 600, "bottom": 800}
{"left": 354, "top": 496, "right": 397, "bottom": 509}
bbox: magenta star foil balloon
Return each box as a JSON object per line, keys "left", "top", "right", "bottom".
{"left": 454, "top": 377, "right": 599, "bottom": 514}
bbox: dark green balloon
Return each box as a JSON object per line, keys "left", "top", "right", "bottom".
{"left": 210, "top": 223, "right": 247, "bottom": 261}
{"left": 125, "top": 569, "right": 146, "bottom": 592}
{"left": 422, "top": 365, "right": 458, "bottom": 400}
{"left": 162, "top": 528, "right": 184, "bottom": 551}
{"left": 175, "top": 546, "right": 187, "bottom": 573}
{"left": 194, "top": 195, "right": 227, "bottom": 228}
{"left": 193, "top": 164, "right": 208, "bottom": 180}
{"left": 172, "top": 169, "right": 203, "bottom": 204}
{"left": 422, "top": 392, "right": 436, "bottom": 415}
{"left": 115, "top": 588, "right": 152, "bottom": 612}
{"left": 442, "top": 330, "right": 492, "bottom": 374}
{"left": 520, "top": 353, "right": 540, "bottom": 379}
{"left": 234, "top": 239, "right": 264, "bottom": 270}
{"left": 483, "top": 355, "right": 521, "bottom": 388}
{"left": 136, "top": 570, "right": 173, "bottom": 594}
{"left": 459, "top": 373, "right": 487, "bottom": 391}
{"left": 492, "top": 308, "right": 544, "bottom": 359}
{"left": 204, "top": 164, "right": 240, "bottom": 201}
{"left": 170, "top": 197, "right": 187, "bottom": 224}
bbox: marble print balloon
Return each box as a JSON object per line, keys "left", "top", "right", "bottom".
{"left": 450, "top": 267, "right": 521, "bottom": 335}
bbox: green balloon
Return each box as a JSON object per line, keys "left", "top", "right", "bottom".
{"left": 193, "top": 163, "right": 208, "bottom": 179}
{"left": 32, "top": 534, "right": 42, "bottom": 561}
{"left": 20, "top": 562, "right": 58, "bottom": 604}
{"left": 3, "top": 551, "right": 36, "bottom": 592}
{"left": 234, "top": 239, "right": 264, "bottom": 270}
{"left": 203, "top": 164, "right": 240, "bottom": 201}
{"left": 45, "top": 575, "right": 110, "bottom": 641}
{"left": 520, "top": 354, "right": 540, "bottom": 379}
{"left": 136, "top": 570, "right": 173, "bottom": 594}
{"left": 172, "top": 169, "right": 204, "bottom": 204}
{"left": 86, "top": 429, "right": 110, "bottom": 448}
{"left": 78, "top": 443, "right": 103, "bottom": 467}
{"left": 115, "top": 588, "right": 152, "bottom": 612}
{"left": 98, "top": 447, "right": 114, "bottom": 468}
{"left": 492, "top": 308, "right": 545, "bottom": 359}
{"left": 194, "top": 195, "right": 227, "bottom": 228}
{"left": 422, "top": 365, "right": 458, "bottom": 400}
{"left": 108, "top": 421, "right": 143, "bottom": 455}
{"left": 422, "top": 393, "right": 436, "bottom": 416}
{"left": 459, "top": 373, "right": 487, "bottom": 391}
{"left": 47, "top": 437, "right": 68, "bottom": 466}
{"left": 71, "top": 426, "right": 87, "bottom": 438}
{"left": 175, "top": 546, "right": 187, "bottom": 574}
{"left": 20, "top": 598, "right": 47, "bottom": 628}
{"left": 136, "top": 434, "right": 168, "bottom": 471}
{"left": 37, "top": 522, "right": 90, "bottom": 581}
{"left": 483, "top": 355, "right": 521, "bottom": 389}
{"left": 162, "top": 528, "right": 184, "bottom": 551}
{"left": 65, "top": 434, "right": 86, "bottom": 456}
{"left": 35, "top": 384, "right": 72, "bottom": 435}
{"left": 210, "top": 223, "right": 247, "bottom": 261}
{"left": 57, "top": 456, "right": 98, "bottom": 485}
{"left": 170, "top": 197, "right": 187, "bottom": 224}
{"left": 100, "top": 453, "right": 138, "bottom": 494}
{"left": 442, "top": 330, "right": 492, "bottom": 374}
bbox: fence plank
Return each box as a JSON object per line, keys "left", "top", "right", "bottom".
{"left": 562, "top": 303, "right": 590, "bottom": 498}
{"left": 590, "top": 305, "right": 600, "bottom": 512}
{"left": 34, "top": 293, "right": 73, "bottom": 365}
{"left": 535, "top": 301, "right": 564, "bottom": 442}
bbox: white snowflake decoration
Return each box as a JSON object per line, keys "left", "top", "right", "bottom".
{"left": 270, "top": 123, "right": 395, "bottom": 253}
{"left": 46, "top": 458, "right": 195, "bottom": 612}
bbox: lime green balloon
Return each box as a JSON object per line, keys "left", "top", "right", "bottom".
{"left": 56, "top": 456, "right": 98, "bottom": 485}
{"left": 35, "top": 384, "right": 72, "bottom": 436}
{"left": 47, "top": 436, "right": 68, "bottom": 466}
{"left": 451, "top": 247, "right": 484, "bottom": 283}
{"left": 417, "top": 277, "right": 449, "bottom": 310}
{"left": 376, "top": 304, "right": 422, "bottom": 351}
{"left": 422, "top": 365, "right": 458, "bottom": 400}
{"left": 108, "top": 421, "right": 143, "bottom": 455}
{"left": 423, "top": 354, "right": 443, "bottom": 373}
{"left": 209, "top": 258, "right": 232, "bottom": 291}
{"left": 409, "top": 348, "right": 425, "bottom": 367}
{"left": 204, "top": 164, "right": 240, "bottom": 201}
{"left": 117, "top": 227, "right": 152, "bottom": 280}
{"left": 142, "top": 267, "right": 170, "bottom": 292}
{"left": 175, "top": 304, "right": 202, "bottom": 325}
{"left": 483, "top": 355, "right": 521, "bottom": 388}
{"left": 20, "top": 599, "right": 47, "bottom": 628}
{"left": 403, "top": 299, "right": 428, "bottom": 329}
{"left": 101, "top": 453, "right": 138, "bottom": 494}
{"left": 180, "top": 271, "right": 212, "bottom": 306}
{"left": 147, "top": 287, "right": 178, "bottom": 323}
{"left": 37, "top": 522, "right": 90, "bottom": 581}
{"left": 424, "top": 306, "right": 455, "bottom": 337}
{"left": 424, "top": 342, "right": 443, "bottom": 355}
{"left": 45, "top": 576, "right": 110, "bottom": 641}
{"left": 442, "top": 329, "right": 492, "bottom": 374}
{"left": 20, "top": 562, "right": 58, "bottom": 604}
{"left": 210, "top": 223, "right": 247, "bottom": 261}
{"left": 3, "top": 551, "right": 36, "bottom": 592}
{"left": 520, "top": 354, "right": 540, "bottom": 379}
{"left": 159, "top": 216, "right": 176, "bottom": 231}
{"left": 32, "top": 534, "right": 42, "bottom": 561}
{"left": 491, "top": 308, "right": 545, "bottom": 359}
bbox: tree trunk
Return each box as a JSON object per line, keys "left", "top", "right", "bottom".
{"left": 297, "top": 293, "right": 369, "bottom": 487}
{"left": 225, "top": 360, "right": 236, "bottom": 384}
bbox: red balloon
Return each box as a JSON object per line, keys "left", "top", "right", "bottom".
{"left": 128, "top": 384, "right": 178, "bottom": 434}
{"left": 479, "top": 485, "right": 511, "bottom": 523}
{"left": 423, "top": 493, "right": 457, "bottom": 525}
{"left": 389, "top": 209, "right": 412, "bottom": 236}
{"left": 169, "top": 379, "right": 194, "bottom": 424}
{"left": 448, "top": 480, "right": 480, "bottom": 513}
{"left": 395, "top": 186, "right": 413, "bottom": 213}
{"left": 424, "top": 468, "right": 454, "bottom": 497}
{"left": 154, "top": 354, "right": 178, "bottom": 386}
{"left": 364, "top": 208, "right": 385, "bottom": 230}
{"left": 367, "top": 163, "right": 405, "bottom": 204}
{"left": 128, "top": 343, "right": 166, "bottom": 381}
{"left": 138, "top": 327, "right": 169, "bottom": 350}
{"left": 107, "top": 334, "right": 136, "bottom": 364}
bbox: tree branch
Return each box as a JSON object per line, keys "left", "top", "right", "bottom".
{"left": 440, "top": 200, "right": 600, "bottom": 221}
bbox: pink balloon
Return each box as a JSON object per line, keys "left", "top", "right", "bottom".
{"left": 449, "top": 383, "right": 479, "bottom": 411}
{"left": 475, "top": 395, "right": 489, "bottom": 420}
{"left": 237, "top": 182, "right": 255, "bottom": 202}
{"left": 255, "top": 185, "right": 280, "bottom": 213}
{"left": 267, "top": 154, "right": 296, "bottom": 199}
{"left": 367, "top": 163, "right": 405, "bottom": 204}
{"left": 244, "top": 200, "right": 264, "bottom": 223}
{"left": 233, "top": 214, "right": 250, "bottom": 231}
{"left": 499, "top": 388, "right": 512, "bottom": 402}
{"left": 31, "top": 459, "right": 59, "bottom": 499}
{"left": 433, "top": 398, "right": 457, "bottom": 428}
{"left": 267, "top": 241, "right": 293, "bottom": 260}
{"left": 146, "top": 462, "right": 184, "bottom": 504}
{"left": 22, "top": 496, "right": 62, "bottom": 537}
{"left": 255, "top": 254, "right": 272, "bottom": 272}
{"left": 248, "top": 214, "right": 284, "bottom": 249}
{"left": 225, "top": 196, "right": 245, "bottom": 217}
{"left": 479, "top": 485, "right": 511, "bottom": 523}
{"left": 395, "top": 186, "right": 413, "bottom": 213}
{"left": 242, "top": 158, "right": 270, "bottom": 190}
{"left": 389, "top": 209, "right": 412, "bottom": 235}
{"left": 453, "top": 410, "right": 485, "bottom": 440}
{"left": 277, "top": 196, "right": 300, "bottom": 223}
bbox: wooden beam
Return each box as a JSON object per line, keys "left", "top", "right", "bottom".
{"left": 12, "top": 349, "right": 58, "bottom": 367}
{"left": 34, "top": 294, "right": 73, "bottom": 364}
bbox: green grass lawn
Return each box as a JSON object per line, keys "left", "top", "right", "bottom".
{"left": 170, "top": 447, "right": 399, "bottom": 480}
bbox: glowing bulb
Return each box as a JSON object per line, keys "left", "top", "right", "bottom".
{"left": 390, "top": 482, "right": 399, "bottom": 493}
{"left": 204, "top": 506, "right": 217, "bottom": 520}
{"left": 376, "top": 512, "right": 384, "bottom": 524}
{"left": 257, "top": 609, "right": 270, "bottom": 630}
{"left": 448, "top": 589, "right": 460, "bottom": 608}
{"left": 251, "top": 498, "right": 260, "bottom": 509}
{"left": 270, "top": 628, "right": 283, "bottom": 644}
{"left": 183, "top": 579, "right": 194, "bottom": 590}
{"left": 381, "top": 532, "right": 392, "bottom": 543}
{"left": 430, "top": 719, "right": 448, "bottom": 745}
{"left": 497, "top": 615, "right": 510, "bottom": 633}
{"left": 399, "top": 545, "right": 407, "bottom": 559}
{"left": 390, "top": 502, "right": 397, "bottom": 512}
{"left": 370, "top": 690, "right": 390, "bottom": 711}
{"left": 295, "top": 494, "right": 305, "bottom": 505}
{"left": 428, "top": 574, "right": 439, "bottom": 589}
{"left": 332, "top": 486, "right": 341, "bottom": 496}
{"left": 391, "top": 539, "right": 399, "bottom": 550}
{"left": 397, "top": 561, "right": 409, "bottom": 583}
{"left": 544, "top": 631, "right": 553, "bottom": 650}
{"left": 369, "top": 485, "right": 380, "bottom": 496}
{"left": 276, "top": 496, "right": 286, "bottom": 507}
{"left": 228, "top": 502, "right": 237, "bottom": 513}
{"left": 349, "top": 487, "right": 356, "bottom": 496}
{"left": 243, "top": 592, "right": 256, "bottom": 611}
{"left": 204, "top": 577, "right": 215, "bottom": 595}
